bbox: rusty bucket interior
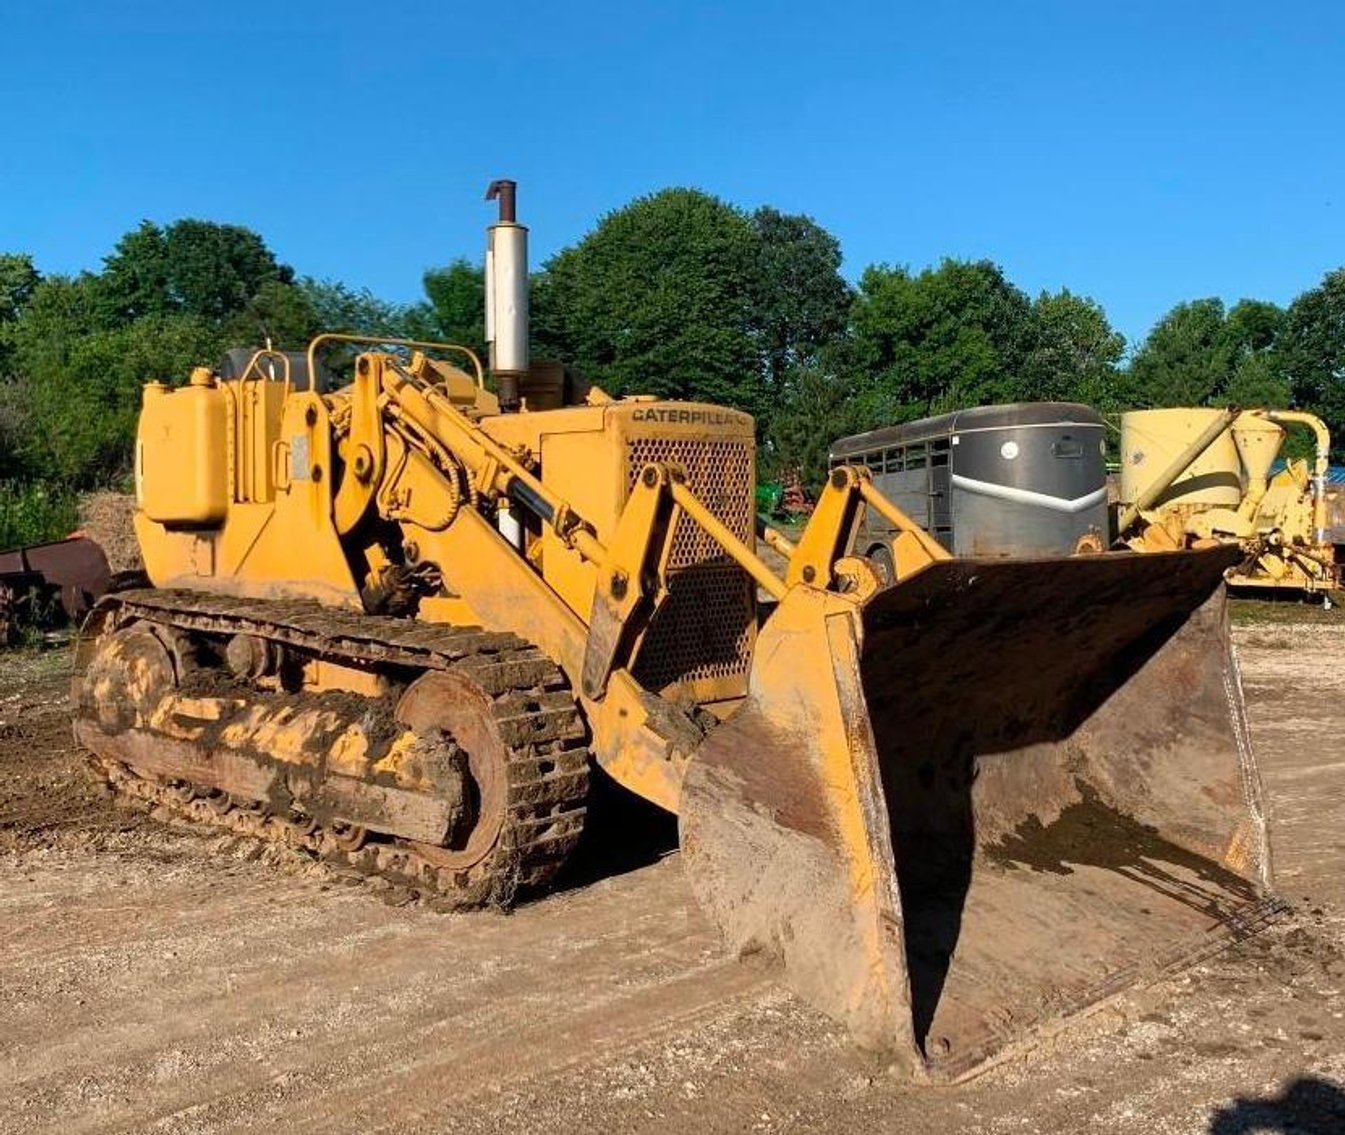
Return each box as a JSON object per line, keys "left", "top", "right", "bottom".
{"left": 681, "top": 546, "right": 1279, "bottom": 1082}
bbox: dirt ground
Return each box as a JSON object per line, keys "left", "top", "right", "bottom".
{"left": 1, "top": 611, "right": 1343, "bottom": 1134}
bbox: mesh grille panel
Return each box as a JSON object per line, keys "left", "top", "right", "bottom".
{"left": 627, "top": 437, "right": 755, "bottom": 693}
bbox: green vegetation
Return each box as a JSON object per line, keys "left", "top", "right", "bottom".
{"left": 0, "top": 481, "right": 79, "bottom": 549}
{"left": 1228, "top": 597, "right": 1341, "bottom": 626}
{"left": 536, "top": 191, "right": 1342, "bottom": 488}
{"left": 1, "top": 191, "right": 1342, "bottom": 546}
{"left": 0, "top": 225, "right": 483, "bottom": 545}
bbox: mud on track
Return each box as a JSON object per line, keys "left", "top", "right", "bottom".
{"left": 1, "top": 616, "right": 1344, "bottom": 1134}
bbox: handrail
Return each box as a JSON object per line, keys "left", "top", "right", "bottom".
{"left": 304, "top": 333, "right": 485, "bottom": 392}
{"left": 236, "top": 348, "right": 293, "bottom": 391}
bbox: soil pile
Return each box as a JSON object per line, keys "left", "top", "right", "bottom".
{"left": 78, "top": 491, "right": 140, "bottom": 572}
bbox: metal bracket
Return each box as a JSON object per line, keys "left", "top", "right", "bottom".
{"left": 580, "top": 464, "right": 677, "bottom": 700}
{"left": 333, "top": 354, "right": 388, "bottom": 534}
{"left": 787, "top": 465, "right": 950, "bottom": 590}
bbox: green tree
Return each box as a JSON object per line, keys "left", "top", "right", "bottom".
{"left": 1126, "top": 297, "right": 1290, "bottom": 410}
{"left": 1223, "top": 298, "right": 1284, "bottom": 355}
{"left": 0, "top": 254, "right": 40, "bottom": 326}
{"left": 225, "top": 279, "right": 320, "bottom": 349}
{"left": 19, "top": 313, "right": 221, "bottom": 485}
{"left": 763, "top": 363, "right": 863, "bottom": 490}
{"left": 1124, "top": 299, "right": 1230, "bottom": 407}
{"left": 0, "top": 382, "right": 31, "bottom": 478}
{"left": 417, "top": 260, "right": 487, "bottom": 362}
{"left": 1225, "top": 351, "right": 1292, "bottom": 409}
{"left": 749, "top": 207, "right": 851, "bottom": 394}
{"left": 299, "top": 277, "right": 417, "bottom": 339}
{"left": 2, "top": 220, "right": 433, "bottom": 491}
{"left": 9, "top": 269, "right": 224, "bottom": 485}
{"left": 846, "top": 259, "right": 1036, "bottom": 427}
{"left": 0, "top": 253, "right": 42, "bottom": 383}
{"left": 1023, "top": 289, "right": 1126, "bottom": 408}
{"left": 99, "top": 219, "right": 293, "bottom": 325}
{"left": 1279, "top": 267, "right": 1345, "bottom": 453}
{"left": 532, "top": 188, "right": 764, "bottom": 411}
{"left": 1223, "top": 299, "right": 1291, "bottom": 406}
{"left": 95, "top": 222, "right": 169, "bottom": 322}
{"left": 2, "top": 274, "right": 104, "bottom": 479}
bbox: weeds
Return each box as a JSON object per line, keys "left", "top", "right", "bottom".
{"left": 0, "top": 481, "right": 80, "bottom": 550}
{"left": 1229, "top": 596, "right": 1340, "bottom": 627}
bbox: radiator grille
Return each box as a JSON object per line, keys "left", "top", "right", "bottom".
{"left": 627, "top": 437, "right": 756, "bottom": 694}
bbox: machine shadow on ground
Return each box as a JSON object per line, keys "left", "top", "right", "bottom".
{"left": 1207, "top": 1075, "right": 1345, "bottom": 1134}
{"left": 545, "top": 766, "right": 680, "bottom": 896}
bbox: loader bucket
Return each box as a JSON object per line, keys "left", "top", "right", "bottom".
{"left": 680, "top": 547, "right": 1279, "bottom": 1082}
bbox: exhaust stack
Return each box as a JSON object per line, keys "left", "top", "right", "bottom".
{"left": 485, "top": 179, "right": 528, "bottom": 413}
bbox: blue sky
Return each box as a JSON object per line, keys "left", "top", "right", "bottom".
{"left": 2, "top": 1, "right": 1342, "bottom": 349}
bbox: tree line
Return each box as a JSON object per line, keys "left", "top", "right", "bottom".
{"left": 1, "top": 188, "right": 1342, "bottom": 544}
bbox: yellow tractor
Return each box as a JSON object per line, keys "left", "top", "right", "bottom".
{"left": 73, "top": 181, "right": 1279, "bottom": 1082}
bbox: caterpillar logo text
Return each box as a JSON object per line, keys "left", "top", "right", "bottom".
{"left": 631, "top": 407, "right": 753, "bottom": 429}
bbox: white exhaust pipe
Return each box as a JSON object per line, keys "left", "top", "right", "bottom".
{"left": 485, "top": 179, "right": 528, "bottom": 412}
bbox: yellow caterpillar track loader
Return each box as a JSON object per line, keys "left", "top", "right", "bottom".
{"left": 73, "top": 182, "right": 1278, "bottom": 1082}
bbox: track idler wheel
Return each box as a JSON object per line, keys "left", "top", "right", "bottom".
{"left": 396, "top": 672, "right": 508, "bottom": 873}
{"left": 75, "top": 623, "right": 178, "bottom": 732}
